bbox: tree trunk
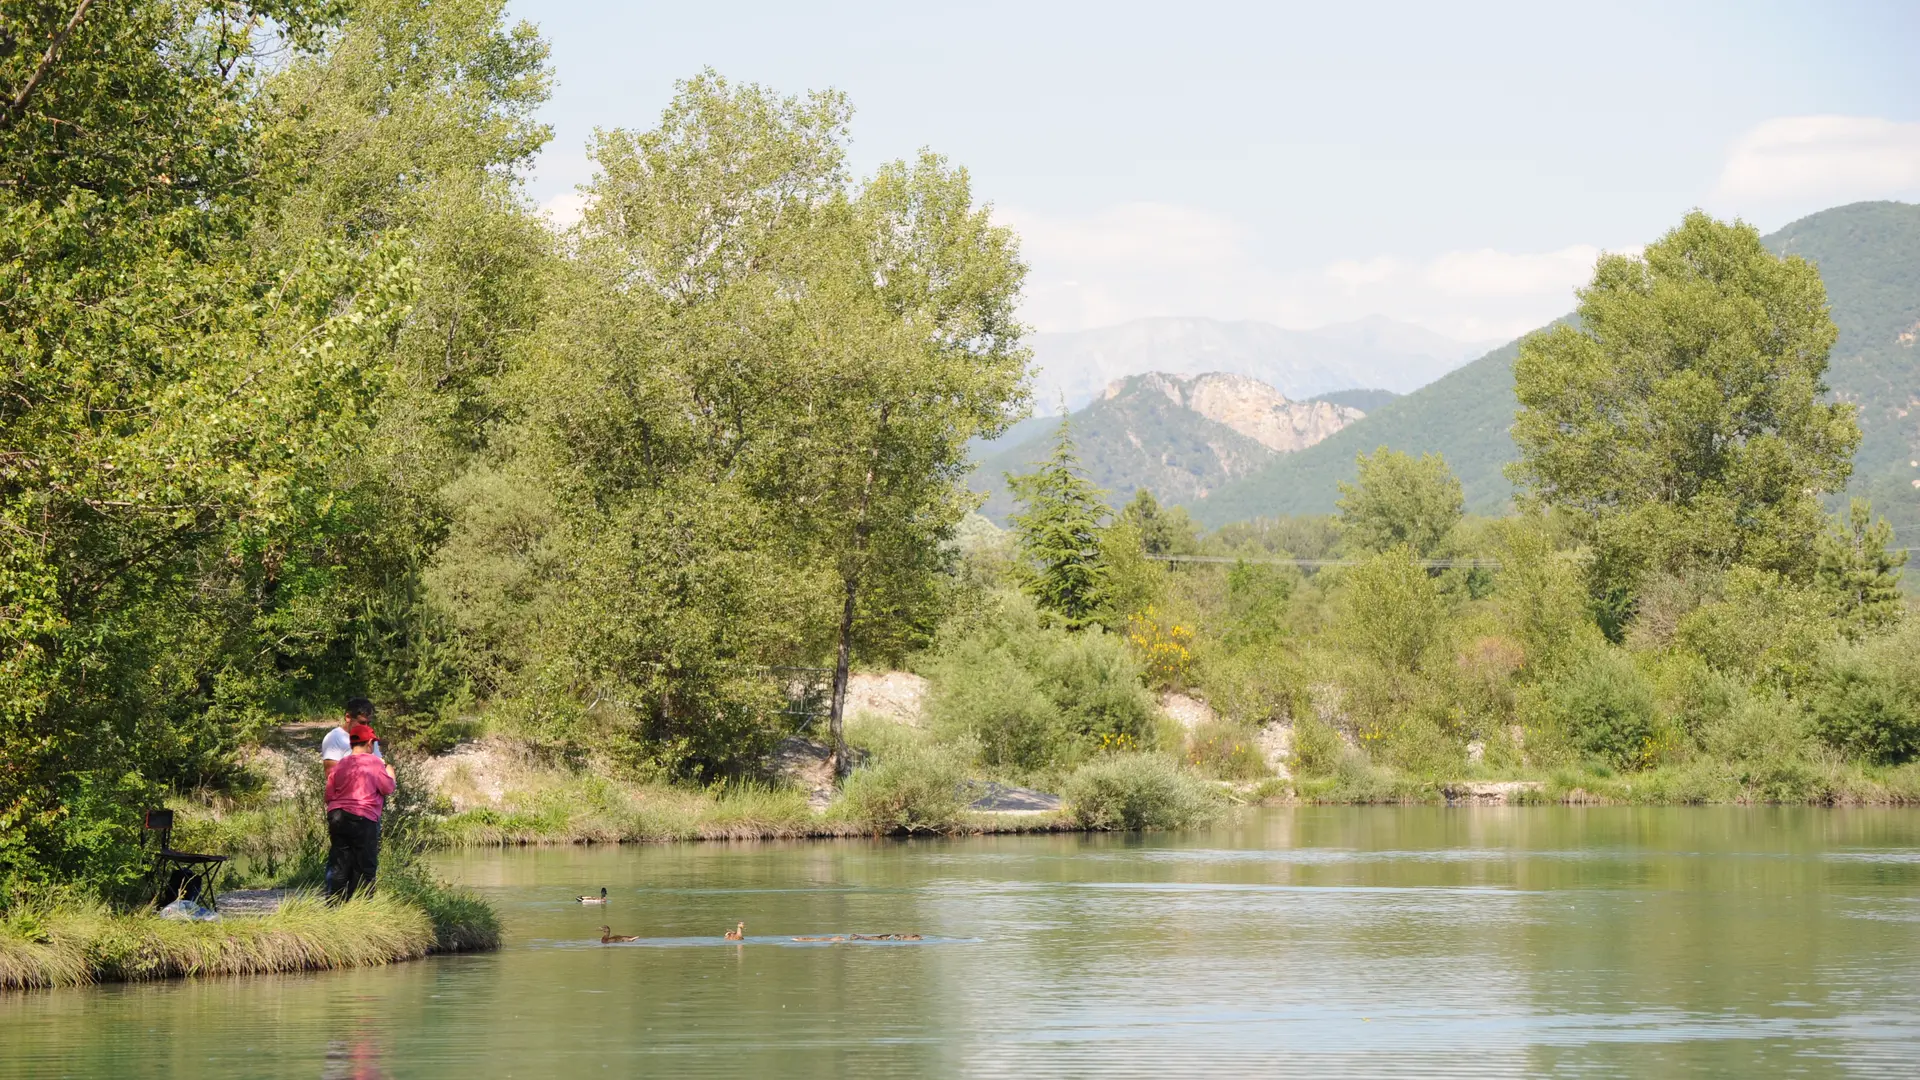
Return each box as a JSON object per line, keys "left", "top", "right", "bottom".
{"left": 826, "top": 406, "right": 887, "bottom": 780}
{"left": 827, "top": 575, "right": 858, "bottom": 778}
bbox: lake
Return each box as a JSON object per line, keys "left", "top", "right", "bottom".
{"left": 6, "top": 807, "right": 1920, "bottom": 1077}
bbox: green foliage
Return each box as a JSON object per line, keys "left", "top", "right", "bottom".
{"left": 924, "top": 592, "right": 1156, "bottom": 775}
{"left": 1815, "top": 499, "right": 1907, "bottom": 638}
{"left": 1512, "top": 211, "right": 1859, "bottom": 614}
{"left": 1334, "top": 548, "right": 1447, "bottom": 674}
{"left": 1063, "top": 754, "right": 1220, "bottom": 830}
{"left": 1673, "top": 567, "right": 1837, "bottom": 691}
{"left": 1184, "top": 719, "right": 1272, "bottom": 782}
{"left": 1805, "top": 625, "right": 1920, "bottom": 764}
{"left": 1008, "top": 418, "right": 1113, "bottom": 628}
{"left": 831, "top": 744, "right": 970, "bottom": 834}
{"left": 1337, "top": 447, "right": 1465, "bottom": 557}
{"left": 1289, "top": 715, "right": 1347, "bottom": 778}
{"left": 1544, "top": 651, "right": 1659, "bottom": 770}
{"left": 1118, "top": 488, "right": 1200, "bottom": 556}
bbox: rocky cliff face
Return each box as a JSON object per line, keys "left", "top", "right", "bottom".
{"left": 971, "top": 370, "right": 1371, "bottom": 520}
{"left": 1105, "top": 371, "right": 1364, "bottom": 453}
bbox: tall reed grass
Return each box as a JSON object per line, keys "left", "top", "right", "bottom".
{"left": 1, "top": 893, "right": 434, "bottom": 992}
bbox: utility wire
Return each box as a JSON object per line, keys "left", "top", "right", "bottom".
{"left": 1145, "top": 554, "right": 1502, "bottom": 568}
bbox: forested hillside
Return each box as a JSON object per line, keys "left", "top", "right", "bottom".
{"left": 1193, "top": 201, "right": 1920, "bottom": 528}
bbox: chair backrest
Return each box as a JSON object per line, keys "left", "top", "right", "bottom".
{"left": 143, "top": 808, "right": 174, "bottom": 848}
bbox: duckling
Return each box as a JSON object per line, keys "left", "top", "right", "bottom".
{"left": 790, "top": 935, "right": 847, "bottom": 942}
{"left": 599, "top": 926, "right": 637, "bottom": 943}
{"left": 576, "top": 887, "right": 608, "bottom": 904}
{"left": 852, "top": 933, "right": 923, "bottom": 941}
{"left": 723, "top": 921, "right": 746, "bottom": 941}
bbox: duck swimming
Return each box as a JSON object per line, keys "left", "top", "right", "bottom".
{"left": 576, "top": 887, "right": 608, "bottom": 904}
{"left": 791, "top": 935, "right": 847, "bottom": 942}
{"left": 723, "top": 921, "right": 746, "bottom": 941}
{"left": 599, "top": 926, "right": 637, "bottom": 943}
{"left": 851, "top": 933, "right": 923, "bottom": 941}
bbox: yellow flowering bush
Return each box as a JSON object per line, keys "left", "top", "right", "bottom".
{"left": 1127, "top": 607, "right": 1195, "bottom": 689}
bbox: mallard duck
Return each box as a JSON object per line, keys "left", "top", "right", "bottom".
{"left": 723, "top": 921, "right": 746, "bottom": 941}
{"left": 576, "top": 887, "right": 608, "bottom": 904}
{"left": 852, "top": 933, "right": 923, "bottom": 941}
{"left": 599, "top": 926, "right": 637, "bottom": 943}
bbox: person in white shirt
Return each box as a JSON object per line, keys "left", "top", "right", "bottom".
{"left": 322, "top": 698, "right": 382, "bottom": 780}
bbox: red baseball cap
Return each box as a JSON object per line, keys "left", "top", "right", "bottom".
{"left": 348, "top": 723, "right": 378, "bottom": 745}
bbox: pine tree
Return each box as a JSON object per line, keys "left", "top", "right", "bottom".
{"left": 1817, "top": 499, "right": 1907, "bottom": 638}
{"left": 1007, "top": 417, "right": 1111, "bottom": 628}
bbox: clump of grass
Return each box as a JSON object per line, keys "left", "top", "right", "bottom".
{"left": 1, "top": 893, "right": 435, "bottom": 992}
{"left": 830, "top": 745, "right": 969, "bottom": 834}
{"left": 1185, "top": 718, "right": 1272, "bottom": 781}
{"left": 1063, "top": 753, "right": 1221, "bottom": 830}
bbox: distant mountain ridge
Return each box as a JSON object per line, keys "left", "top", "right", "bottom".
{"left": 1191, "top": 201, "right": 1920, "bottom": 529}
{"left": 973, "top": 371, "right": 1368, "bottom": 521}
{"left": 1029, "top": 315, "right": 1492, "bottom": 412}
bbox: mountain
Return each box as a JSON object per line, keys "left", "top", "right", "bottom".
{"left": 1029, "top": 316, "right": 1491, "bottom": 412}
{"left": 1192, "top": 201, "right": 1920, "bottom": 530}
{"left": 972, "top": 372, "right": 1367, "bottom": 522}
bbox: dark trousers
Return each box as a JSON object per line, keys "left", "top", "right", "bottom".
{"left": 325, "top": 809, "right": 382, "bottom": 903}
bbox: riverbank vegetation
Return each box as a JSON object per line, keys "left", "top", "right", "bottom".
{"left": 5, "top": 2, "right": 1917, "bottom": 959}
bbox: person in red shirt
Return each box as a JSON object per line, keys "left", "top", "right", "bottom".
{"left": 324, "top": 723, "right": 396, "bottom": 903}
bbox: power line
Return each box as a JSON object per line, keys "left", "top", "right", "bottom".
{"left": 1145, "top": 554, "right": 1502, "bottom": 568}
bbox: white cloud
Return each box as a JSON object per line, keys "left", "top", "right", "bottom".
{"left": 1000, "top": 202, "right": 1608, "bottom": 342}
{"left": 1712, "top": 115, "right": 1920, "bottom": 217}
{"left": 539, "top": 190, "right": 590, "bottom": 228}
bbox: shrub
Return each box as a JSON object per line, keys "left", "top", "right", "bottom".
{"left": 1185, "top": 719, "right": 1271, "bottom": 781}
{"left": 1198, "top": 642, "right": 1309, "bottom": 727}
{"left": 1125, "top": 606, "right": 1196, "bottom": 689}
{"left": 832, "top": 745, "right": 969, "bottom": 834}
{"left": 1674, "top": 567, "right": 1836, "bottom": 691}
{"left": 1039, "top": 629, "right": 1159, "bottom": 745}
{"left": 928, "top": 648, "right": 1064, "bottom": 772}
{"left": 1064, "top": 754, "right": 1220, "bottom": 830}
{"left": 1803, "top": 623, "right": 1920, "bottom": 765}
{"left": 1546, "top": 651, "right": 1658, "bottom": 770}
{"left": 1334, "top": 547, "right": 1446, "bottom": 674}
{"left": 1805, "top": 664, "right": 1920, "bottom": 764}
{"left": 1290, "top": 715, "right": 1347, "bottom": 777}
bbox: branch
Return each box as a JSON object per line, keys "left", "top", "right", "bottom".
{"left": 0, "top": 0, "right": 95, "bottom": 131}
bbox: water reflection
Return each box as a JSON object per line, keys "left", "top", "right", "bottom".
{"left": 5, "top": 807, "right": 1919, "bottom": 1078}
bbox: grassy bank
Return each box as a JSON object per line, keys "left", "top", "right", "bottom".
{"left": 0, "top": 880, "right": 497, "bottom": 992}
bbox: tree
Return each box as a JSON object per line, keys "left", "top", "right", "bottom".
{"left": 1118, "top": 489, "right": 1198, "bottom": 556}
{"left": 1, "top": 2, "right": 412, "bottom": 894}
{"left": 1510, "top": 211, "right": 1859, "bottom": 620}
{"left": 1008, "top": 418, "right": 1112, "bottom": 629}
{"left": 1336, "top": 448, "right": 1463, "bottom": 557}
{"left": 1816, "top": 499, "right": 1906, "bottom": 638}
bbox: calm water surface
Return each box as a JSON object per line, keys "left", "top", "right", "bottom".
{"left": 7, "top": 807, "right": 1920, "bottom": 1078}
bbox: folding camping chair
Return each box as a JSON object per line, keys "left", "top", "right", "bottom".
{"left": 144, "top": 809, "right": 229, "bottom": 909}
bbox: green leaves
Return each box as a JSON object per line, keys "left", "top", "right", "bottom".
{"left": 1511, "top": 212, "right": 1858, "bottom": 598}
{"left": 1007, "top": 418, "right": 1112, "bottom": 630}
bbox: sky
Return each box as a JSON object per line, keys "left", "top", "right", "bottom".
{"left": 507, "top": 0, "right": 1920, "bottom": 344}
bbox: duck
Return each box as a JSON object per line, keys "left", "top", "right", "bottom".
{"left": 599, "top": 926, "right": 637, "bottom": 943}
{"left": 851, "top": 933, "right": 923, "bottom": 941}
{"left": 791, "top": 935, "right": 847, "bottom": 942}
{"left": 576, "top": 887, "right": 608, "bottom": 904}
{"left": 723, "top": 921, "right": 746, "bottom": 941}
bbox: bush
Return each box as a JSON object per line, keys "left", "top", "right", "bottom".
{"left": 1806, "top": 664, "right": 1920, "bottom": 764}
{"left": 1185, "top": 719, "right": 1271, "bottom": 781}
{"left": 1064, "top": 754, "right": 1220, "bottom": 830}
{"left": 1546, "top": 650, "right": 1658, "bottom": 770}
{"left": 1803, "top": 624, "right": 1920, "bottom": 765}
{"left": 1334, "top": 548, "right": 1446, "bottom": 674}
{"left": 1290, "top": 715, "right": 1346, "bottom": 777}
{"left": 1198, "top": 642, "right": 1308, "bottom": 727}
{"left": 925, "top": 590, "right": 1155, "bottom": 774}
{"left": 832, "top": 745, "right": 969, "bottom": 834}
